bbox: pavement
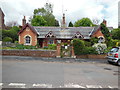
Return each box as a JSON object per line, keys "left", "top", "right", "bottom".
{"left": 2, "top": 56, "right": 108, "bottom": 63}
{"left": 1, "top": 56, "right": 120, "bottom": 89}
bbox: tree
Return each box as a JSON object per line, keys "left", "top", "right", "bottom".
{"left": 74, "top": 18, "right": 93, "bottom": 27}
{"left": 68, "top": 21, "right": 73, "bottom": 27}
{"left": 111, "top": 28, "right": 120, "bottom": 40}
{"left": 31, "top": 15, "right": 47, "bottom": 26}
{"left": 54, "top": 19, "right": 59, "bottom": 27}
{"left": 2, "top": 26, "right": 20, "bottom": 43}
{"left": 32, "top": 3, "right": 59, "bottom": 26}
{"left": 100, "top": 23, "right": 110, "bottom": 39}
{"left": 100, "top": 23, "right": 111, "bottom": 46}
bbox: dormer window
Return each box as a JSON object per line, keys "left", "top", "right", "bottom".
{"left": 73, "top": 32, "right": 83, "bottom": 39}
{"left": 45, "top": 31, "right": 55, "bottom": 38}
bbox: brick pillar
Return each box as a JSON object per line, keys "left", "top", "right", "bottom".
{"left": 71, "top": 46, "right": 76, "bottom": 58}
{"left": 56, "top": 44, "right": 61, "bottom": 58}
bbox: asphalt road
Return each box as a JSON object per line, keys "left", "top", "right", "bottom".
{"left": 1, "top": 56, "right": 119, "bottom": 89}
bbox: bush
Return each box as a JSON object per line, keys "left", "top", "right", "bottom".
{"left": 73, "top": 39, "right": 85, "bottom": 55}
{"left": 3, "top": 37, "right": 13, "bottom": 42}
{"left": 16, "top": 44, "right": 37, "bottom": 49}
{"left": 118, "top": 42, "right": 120, "bottom": 46}
{"left": 84, "top": 41, "right": 91, "bottom": 47}
{"left": 48, "top": 44, "right": 56, "bottom": 50}
{"left": 92, "top": 43, "right": 107, "bottom": 54}
{"left": 108, "top": 39, "right": 119, "bottom": 47}
{"left": 83, "top": 47, "right": 98, "bottom": 55}
{"left": 90, "top": 37, "right": 98, "bottom": 45}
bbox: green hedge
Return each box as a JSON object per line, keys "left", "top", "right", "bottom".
{"left": 48, "top": 44, "right": 56, "bottom": 50}
{"left": 73, "top": 39, "right": 98, "bottom": 55}
{"left": 16, "top": 44, "right": 37, "bottom": 49}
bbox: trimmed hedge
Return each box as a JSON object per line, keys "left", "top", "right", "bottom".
{"left": 73, "top": 39, "right": 98, "bottom": 55}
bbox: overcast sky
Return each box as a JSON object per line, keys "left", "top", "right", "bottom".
{"left": 0, "top": 0, "right": 119, "bottom": 28}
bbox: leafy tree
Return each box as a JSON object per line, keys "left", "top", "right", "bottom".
{"left": 100, "top": 23, "right": 110, "bottom": 41}
{"left": 31, "top": 15, "right": 47, "bottom": 26}
{"left": 54, "top": 19, "right": 59, "bottom": 27}
{"left": 32, "top": 3, "right": 59, "bottom": 26}
{"left": 100, "top": 23, "right": 111, "bottom": 46}
{"left": 2, "top": 26, "right": 20, "bottom": 43}
{"left": 74, "top": 18, "right": 93, "bottom": 27}
{"left": 68, "top": 21, "right": 73, "bottom": 27}
{"left": 111, "top": 28, "right": 120, "bottom": 40}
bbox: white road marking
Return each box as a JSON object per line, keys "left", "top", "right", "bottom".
{"left": 8, "top": 83, "right": 26, "bottom": 88}
{"left": 108, "top": 86, "right": 113, "bottom": 88}
{"left": 108, "top": 86, "right": 118, "bottom": 88}
{"left": 86, "top": 85, "right": 102, "bottom": 88}
{"left": 64, "top": 83, "right": 85, "bottom": 88}
{"left": 33, "top": 84, "right": 52, "bottom": 88}
{"left": 0, "top": 83, "right": 3, "bottom": 86}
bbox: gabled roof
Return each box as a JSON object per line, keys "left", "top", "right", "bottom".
{"left": 18, "top": 23, "right": 113, "bottom": 39}
{"left": 18, "top": 23, "right": 38, "bottom": 35}
{"left": 34, "top": 26, "right": 95, "bottom": 39}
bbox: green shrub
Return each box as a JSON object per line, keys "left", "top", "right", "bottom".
{"left": 14, "top": 41, "right": 18, "bottom": 44}
{"left": 73, "top": 39, "right": 85, "bottom": 55}
{"left": 90, "top": 37, "right": 98, "bottom": 45}
{"left": 16, "top": 44, "right": 37, "bottom": 49}
{"left": 64, "top": 43, "right": 68, "bottom": 46}
{"left": 83, "top": 47, "right": 98, "bottom": 55}
{"left": 84, "top": 41, "right": 91, "bottom": 47}
{"left": 118, "top": 42, "right": 120, "bottom": 46}
{"left": 108, "top": 39, "right": 119, "bottom": 47}
{"left": 48, "top": 44, "right": 56, "bottom": 50}
{"left": 3, "top": 37, "right": 12, "bottom": 42}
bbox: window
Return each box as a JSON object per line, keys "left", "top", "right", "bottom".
{"left": 25, "top": 36, "right": 31, "bottom": 45}
{"left": 48, "top": 39, "right": 54, "bottom": 44}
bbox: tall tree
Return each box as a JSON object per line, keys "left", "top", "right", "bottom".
{"left": 31, "top": 3, "right": 59, "bottom": 26}
{"left": 100, "top": 23, "right": 111, "bottom": 46}
{"left": 100, "top": 23, "right": 110, "bottom": 39}
{"left": 31, "top": 15, "right": 47, "bottom": 26}
{"left": 68, "top": 21, "right": 73, "bottom": 27}
{"left": 74, "top": 18, "right": 93, "bottom": 27}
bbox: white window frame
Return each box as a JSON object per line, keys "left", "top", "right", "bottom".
{"left": 24, "top": 35, "right": 32, "bottom": 45}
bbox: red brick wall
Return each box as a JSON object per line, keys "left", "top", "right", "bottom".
{"left": 19, "top": 27, "right": 37, "bottom": 46}
{"left": 2, "top": 50, "right": 56, "bottom": 57}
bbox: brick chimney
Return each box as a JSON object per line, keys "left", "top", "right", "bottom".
{"left": 22, "top": 16, "right": 26, "bottom": 26}
{"left": 103, "top": 19, "right": 107, "bottom": 26}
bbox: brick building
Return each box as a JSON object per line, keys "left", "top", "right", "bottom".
{"left": 18, "top": 15, "right": 113, "bottom": 47}
{"left": 0, "top": 8, "right": 5, "bottom": 30}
